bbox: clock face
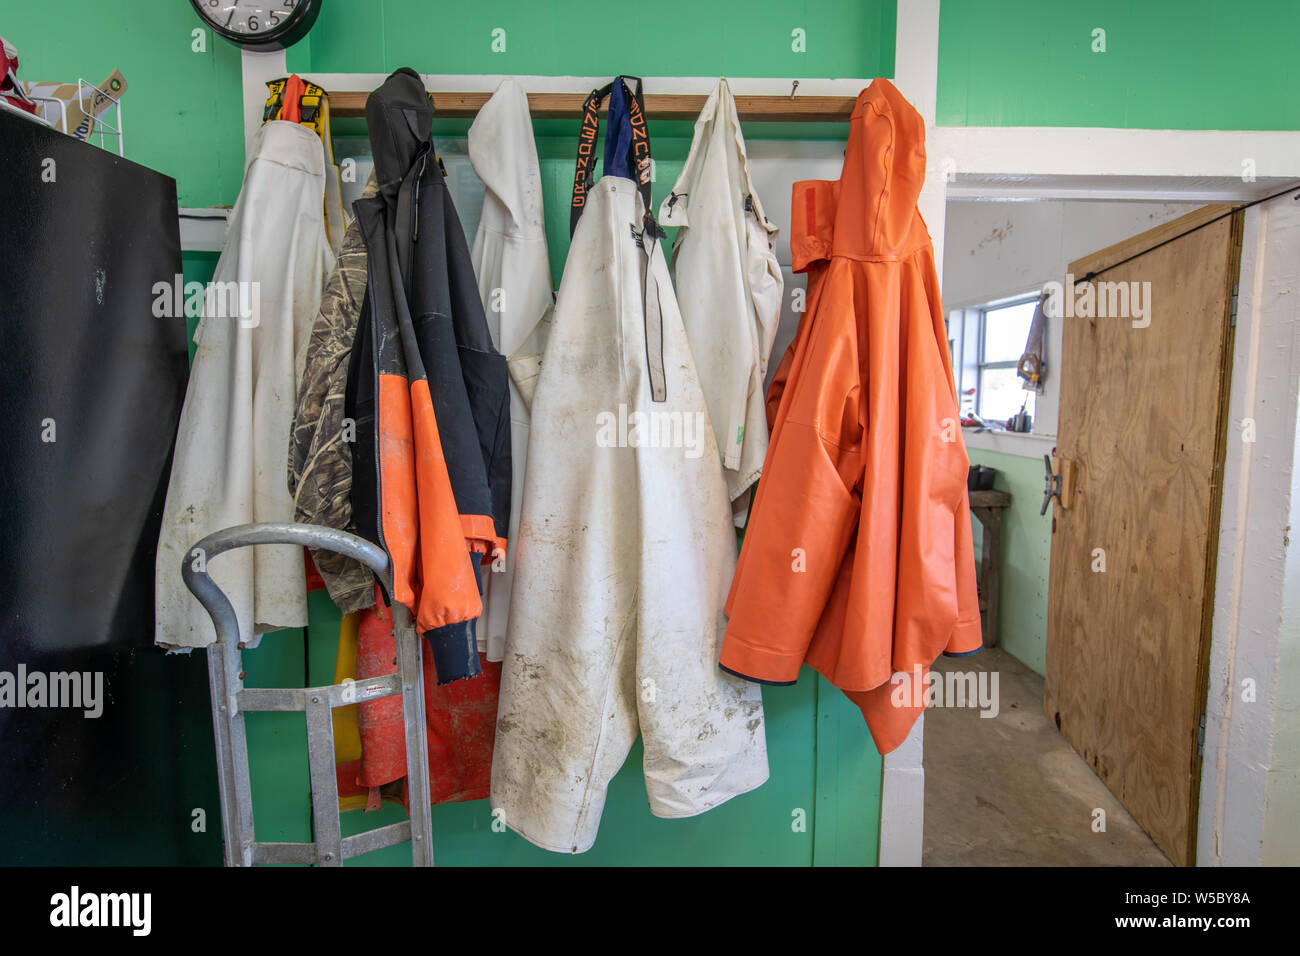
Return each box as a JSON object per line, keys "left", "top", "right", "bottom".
{"left": 189, "top": 0, "right": 321, "bottom": 50}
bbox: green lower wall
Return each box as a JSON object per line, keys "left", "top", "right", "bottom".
{"left": 239, "top": 595, "right": 878, "bottom": 866}
{"left": 968, "top": 449, "right": 1052, "bottom": 675}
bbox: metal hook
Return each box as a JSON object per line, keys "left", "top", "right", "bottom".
{"left": 789, "top": 80, "right": 800, "bottom": 100}
{"left": 1040, "top": 454, "right": 1062, "bottom": 516}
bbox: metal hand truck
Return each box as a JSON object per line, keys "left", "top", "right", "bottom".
{"left": 182, "top": 522, "right": 434, "bottom": 866}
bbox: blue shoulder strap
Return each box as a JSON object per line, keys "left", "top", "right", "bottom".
{"left": 603, "top": 78, "right": 633, "bottom": 180}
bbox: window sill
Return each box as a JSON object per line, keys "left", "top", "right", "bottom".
{"left": 962, "top": 427, "right": 1057, "bottom": 459}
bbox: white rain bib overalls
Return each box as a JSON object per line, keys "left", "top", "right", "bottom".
{"left": 490, "top": 166, "right": 769, "bottom": 852}
{"left": 155, "top": 121, "right": 334, "bottom": 649}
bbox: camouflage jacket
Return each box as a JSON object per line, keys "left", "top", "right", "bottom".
{"left": 287, "top": 174, "right": 379, "bottom": 614}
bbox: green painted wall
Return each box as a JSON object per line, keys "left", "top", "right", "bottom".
{"left": 8, "top": 0, "right": 1295, "bottom": 216}
{"left": 2, "top": 5, "right": 245, "bottom": 207}
{"left": 287, "top": 0, "right": 895, "bottom": 80}
{"left": 968, "top": 449, "right": 1052, "bottom": 675}
{"left": 937, "top": 0, "right": 1300, "bottom": 130}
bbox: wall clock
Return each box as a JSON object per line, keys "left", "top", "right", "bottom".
{"left": 188, "top": 1, "right": 322, "bottom": 51}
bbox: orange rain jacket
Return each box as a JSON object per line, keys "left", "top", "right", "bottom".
{"left": 720, "top": 79, "right": 983, "bottom": 754}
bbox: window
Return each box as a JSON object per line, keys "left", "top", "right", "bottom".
{"left": 976, "top": 297, "right": 1038, "bottom": 425}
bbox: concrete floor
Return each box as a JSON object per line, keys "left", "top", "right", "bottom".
{"left": 923, "top": 646, "right": 1171, "bottom": 866}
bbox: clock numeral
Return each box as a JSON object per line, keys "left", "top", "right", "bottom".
{"left": 201, "top": 0, "right": 307, "bottom": 41}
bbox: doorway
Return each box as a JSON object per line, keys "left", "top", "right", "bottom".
{"left": 924, "top": 194, "right": 1246, "bottom": 866}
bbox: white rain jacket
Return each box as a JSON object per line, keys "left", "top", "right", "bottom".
{"left": 658, "top": 78, "right": 783, "bottom": 514}
{"left": 491, "top": 176, "right": 769, "bottom": 853}
{"left": 155, "top": 121, "right": 335, "bottom": 648}
{"left": 468, "top": 79, "right": 554, "bottom": 662}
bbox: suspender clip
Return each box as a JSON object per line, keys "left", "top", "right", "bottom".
{"left": 642, "top": 212, "right": 666, "bottom": 241}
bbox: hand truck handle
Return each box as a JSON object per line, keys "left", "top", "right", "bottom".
{"left": 181, "top": 522, "right": 390, "bottom": 646}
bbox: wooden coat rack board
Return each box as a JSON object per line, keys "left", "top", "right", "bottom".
{"left": 327, "top": 90, "right": 859, "bottom": 122}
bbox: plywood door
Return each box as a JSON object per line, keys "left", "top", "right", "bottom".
{"left": 1045, "top": 206, "right": 1243, "bottom": 866}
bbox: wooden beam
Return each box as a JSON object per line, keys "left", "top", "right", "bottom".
{"left": 968, "top": 489, "right": 1011, "bottom": 509}
{"left": 327, "top": 89, "right": 857, "bottom": 122}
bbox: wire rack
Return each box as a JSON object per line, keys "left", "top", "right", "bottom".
{"left": 26, "top": 77, "right": 124, "bottom": 156}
